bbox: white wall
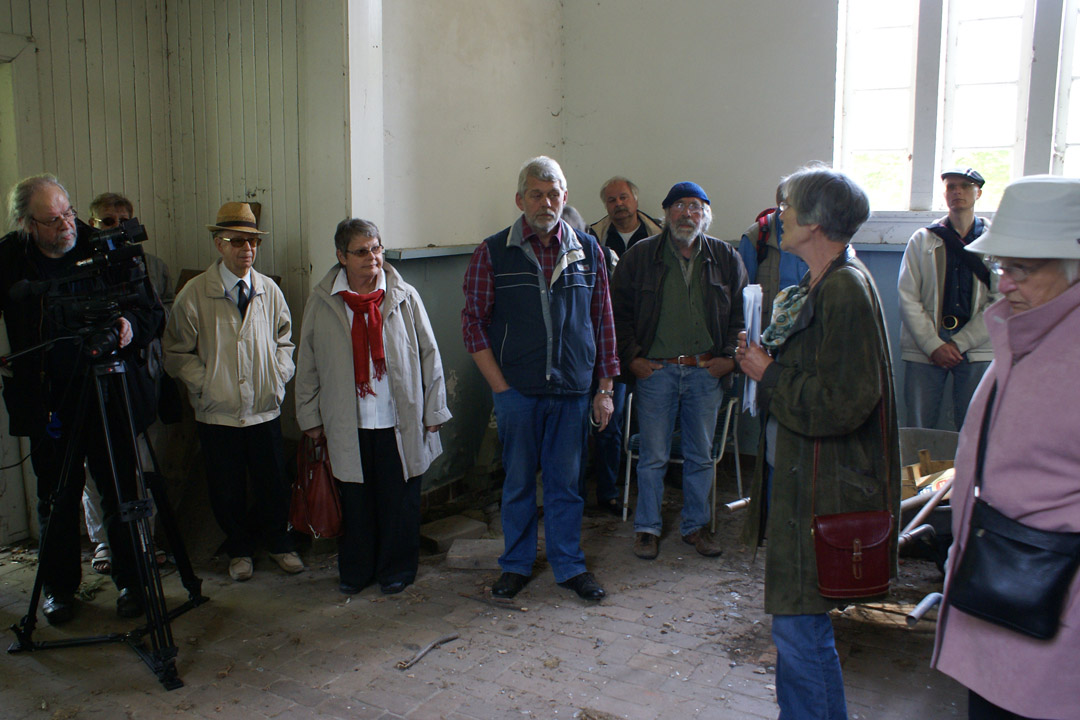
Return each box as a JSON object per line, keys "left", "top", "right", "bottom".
{"left": 561, "top": 0, "right": 840, "bottom": 240}
{"left": 382, "top": 0, "right": 563, "bottom": 248}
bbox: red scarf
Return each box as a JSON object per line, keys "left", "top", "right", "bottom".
{"left": 339, "top": 289, "right": 386, "bottom": 397}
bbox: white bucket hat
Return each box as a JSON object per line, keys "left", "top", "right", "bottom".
{"left": 966, "top": 175, "right": 1080, "bottom": 259}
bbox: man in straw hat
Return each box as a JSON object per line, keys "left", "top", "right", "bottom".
{"left": 164, "top": 202, "right": 302, "bottom": 581}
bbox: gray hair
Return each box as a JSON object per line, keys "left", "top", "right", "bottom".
{"left": 560, "top": 205, "right": 587, "bottom": 234}
{"left": 781, "top": 164, "right": 870, "bottom": 243}
{"left": 1061, "top": 258, "right": 1080, "bottom": 285}
{"left": 599, "top": 176, "right": 639, "bottom": 203}
{"left": 7, "top": 174, "right": 67, "bottom": 234}
{"left": 517, "top": 156, "right": 567, "bottom": 196}
{"left": 334, "top": 217, "right": 381, "bottom": 254}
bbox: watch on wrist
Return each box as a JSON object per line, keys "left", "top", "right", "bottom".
{"left": 597, "top": 389, "right": 614, "bottom": 397}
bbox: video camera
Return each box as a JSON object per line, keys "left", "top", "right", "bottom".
{"left": 10, "top": 218, "right": 154, "bottom": 360}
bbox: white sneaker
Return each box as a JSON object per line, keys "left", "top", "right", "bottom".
{"left": 269, "top": 551, "right": 304, "bottom": 574}
{"left": 229, "top": 556, "right": 254, "bottom": 581}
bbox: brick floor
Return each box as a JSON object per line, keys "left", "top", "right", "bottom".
{"left": 0, "top": 471, "right": 964, "bottom": 719}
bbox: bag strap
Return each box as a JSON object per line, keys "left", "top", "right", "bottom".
{"left": 972, "top": 382, "right": 998, "bottom": 499}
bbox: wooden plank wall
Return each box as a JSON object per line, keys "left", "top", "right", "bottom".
{"left": 165, "top": 0, "right": 305, "bottom": 307}
{"left": 0, "top": 0, "right": 305, "bottom": 311}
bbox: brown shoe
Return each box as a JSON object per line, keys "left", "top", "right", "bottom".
{"left": 682, "top": 527, "right": 723, "bottom": 557}
{"left": 633, "top": 532, "right": 659, "bottom": 560}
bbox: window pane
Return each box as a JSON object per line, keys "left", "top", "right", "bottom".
{"left": 952, "top": 0, "right": 1024, "bottom": 22}
{"left": 847, "top": 89, "right": 912, "bottom": 148}
{"left": 1062, "top": 145, "right": 1080, "bottom": 177}
{"left": 951, "top": 85, "right": 1018, "bottom": 146}
{"left": 849, "top": 28, "right": 915, "bottom": 88}
{"left": 953, "top": 18, "right": 1022, "bottom": 84}
{"left": 1067, "top": 79, "right": 1080, "bottom": 145}
{"left": 848, "top": 151, "right": 911, "bottom": 211}
{"left": 848, "top": 0, "right": 917, "bottom": 29}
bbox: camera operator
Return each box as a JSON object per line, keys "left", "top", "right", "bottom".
{"left": 0, "top": 174, "right": 165, "bottom": 624}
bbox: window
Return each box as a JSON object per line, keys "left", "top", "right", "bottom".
{"left": 836, "top": 0, "right": 1073, "bottom": 212}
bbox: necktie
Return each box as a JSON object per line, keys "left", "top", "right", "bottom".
{"left": 236, "top": 280, "right": 249, "bottom": 318}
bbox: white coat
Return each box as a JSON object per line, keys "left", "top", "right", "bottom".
{"left": 294, "top": 263, "right": 451, "bottom": 483}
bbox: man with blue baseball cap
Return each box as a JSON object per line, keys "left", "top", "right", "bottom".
{"left": 611, "top": 181, "right": 747, "bottom": 560}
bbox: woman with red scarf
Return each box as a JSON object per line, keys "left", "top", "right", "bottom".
{"left": 295, "top": 218, "right": 452, "bottom": 595}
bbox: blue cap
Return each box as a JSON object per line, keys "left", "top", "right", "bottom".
{"left": 662, "top": 181, "right": 710, "bottom": 209}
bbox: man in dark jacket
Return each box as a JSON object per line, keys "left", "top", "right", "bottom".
{"left": 0, "top": 174, "right": 164, "bottom": 624}
{"left": 611, "top": 181, "right": 747, "bottom": 560}
{"left": 589, "top": 176, "right": 663, "bottom": 256}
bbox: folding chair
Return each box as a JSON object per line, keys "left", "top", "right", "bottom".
{"left": 621, "top": 383, "right": 743, "bottom": 531}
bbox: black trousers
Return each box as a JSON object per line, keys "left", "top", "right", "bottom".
{"left": 969, "top": 691, "right": 1047, "bottom": 720}
{"left": 196, "top": 418, "right": 293, "bottom": 559}
{"left": 32, "top": 390, "right": 140, "bottom": 598}
{"left": 337, "top": 428, "right": 421, "bottom": 589}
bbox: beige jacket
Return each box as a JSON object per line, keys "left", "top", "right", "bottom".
{"left": 898, "top": 218, "right": 996, "bottom": 363}
{"left": 163, "top": 260, "right": 295, "bottom": 426}
{"left": 294, "top": 264, "right": 451, "bottom": 483}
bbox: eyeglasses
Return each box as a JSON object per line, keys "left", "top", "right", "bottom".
{"left": 778, "top": 201, "right": 791, "bottom": 212}
{"left": 670, "top": 201, "right": 706, "bottom": 216}
{"left": 988, "top": 258, "right": 1050, "bottom": 283}
{"left": 32, "top": 207, "right": 77, "bottom": 229}
{"left": 344, "top": 244, "right": 384, "bottom": 259}
{"left": 220, "top": 236, "right": 263, "bottom": 248}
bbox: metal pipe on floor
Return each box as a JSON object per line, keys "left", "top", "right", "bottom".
{"left": 907, "top": 592, "right": 943, "bottom": 627}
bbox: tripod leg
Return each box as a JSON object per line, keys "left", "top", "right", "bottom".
{"left": 9, "top": 375, "right": 96, "bottom": 651}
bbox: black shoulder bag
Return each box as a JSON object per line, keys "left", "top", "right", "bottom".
{"left": 947, "top": 384, "right": 1080, "bottom": 640}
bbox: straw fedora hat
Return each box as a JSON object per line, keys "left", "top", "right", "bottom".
{"left": 206, "top": 201, "right": 267, "bottom": 235}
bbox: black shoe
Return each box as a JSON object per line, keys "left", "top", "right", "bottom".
{"left": 491, "top": 572, "right": 530, "bottom": 599}
{"left": 597, "top": 499, "right": 627, "bottom": 518}
{"left": 116, "top": 588, "right": 143, "bottom": 619}
{"left": 339, "top": 583, "right": 362, "bottom": 595}
{"left": 558, "top": 572, "right": 606, "bottom": 601}
{"left": 42, "top": 594, "right": 75, "bottom": 625}
{"left": 380, "top": 581, "right": 407, "bottom": 595}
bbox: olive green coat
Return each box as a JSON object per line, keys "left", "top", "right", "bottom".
{"left": 741, "top": 249, "right": 900, "bottom": 616}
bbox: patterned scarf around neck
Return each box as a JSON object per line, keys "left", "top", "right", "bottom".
{"left": 761, "top": 283, "right": 810, "bottom": 352}
{"left": 338, "top": 289, "right": 386, "bottom": 397}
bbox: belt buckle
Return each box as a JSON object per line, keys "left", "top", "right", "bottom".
{"left": 676, "top": 354, "right": 688, "bottom": 366}
{"left": 942, "top": 315, "right": 960, "bottom": 331}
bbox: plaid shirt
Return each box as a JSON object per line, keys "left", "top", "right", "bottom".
{"left": 462, "top": 218, "right": 619, "bottom": 380}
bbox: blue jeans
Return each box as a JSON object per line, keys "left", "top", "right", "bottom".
{"left": 633, "top": 364, "right": 722, "bottom": 537}
{"left": 492, "top": 388, "right": 589, "bottom": 583}
{"left": 578, "top": 381, "right": 627, "bottom": 504}
{"left": 772, "top": 613, "right": 847, "bottom": 720}
{"left": 904, "top": 357, "right": 989, "bottom": 430}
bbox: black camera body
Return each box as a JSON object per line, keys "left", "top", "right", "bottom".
{"left": 37, "top": 218, "right": 153, "bottom": 360}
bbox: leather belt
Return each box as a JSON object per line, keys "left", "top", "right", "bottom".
{"left": 653, "top": 352, "right": 714, "bottom": 367}
{"left": 942, "top": 315, "right": 965, "bottom": 331}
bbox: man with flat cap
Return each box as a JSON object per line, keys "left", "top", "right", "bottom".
{"left": 898, "top": 168, "right": 996, "bottom": 430}
{"left": 611, "top": 181, "right": 747, "bottom": 560}
{"left": 164, "top": 202, "right": 302, "bottom": 581}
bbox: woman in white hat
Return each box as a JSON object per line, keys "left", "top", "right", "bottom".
{"left": 932, "top": 175, "right": 1080, "bottom": 720}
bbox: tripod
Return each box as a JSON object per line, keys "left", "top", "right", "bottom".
{"left": 7, "top": 355, "right": 208, "bottom": 690}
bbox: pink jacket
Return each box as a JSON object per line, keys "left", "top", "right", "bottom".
{"left": 933, "top": 280, "right": 1080, "bottom": 719}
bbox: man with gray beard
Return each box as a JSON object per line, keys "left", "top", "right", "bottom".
{"left": 611, "top": 181, "right": 747, "bottom": 560}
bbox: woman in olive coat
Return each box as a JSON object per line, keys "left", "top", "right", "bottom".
{"left": 738, "top": 165, "right": 900, "bottom": 720}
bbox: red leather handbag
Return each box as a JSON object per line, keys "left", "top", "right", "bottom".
{"left": 289, "top": 435, "right": 343, "bottom": 539}
{"left": 810, "top": 402, "right": 894, "bottom": 600}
